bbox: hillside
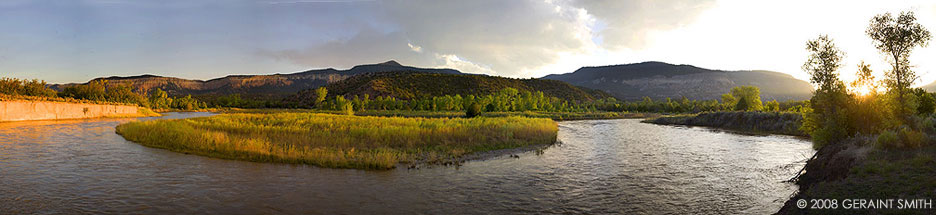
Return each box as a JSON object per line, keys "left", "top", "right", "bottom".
{"left": 541, "top": 61, "right": 814, "bottom": 101}
{"left": 289, "top": 71, "right": 612, "bottom": 107}
{"left": 922, "top": 81, "right": 936, "bottom": 92}
{"left": 50, "top": 61, "right": 461, "bottom": 99}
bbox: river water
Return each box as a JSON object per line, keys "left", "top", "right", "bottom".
{"left": 0, "top": 113, "right": 814, "bottom": 214}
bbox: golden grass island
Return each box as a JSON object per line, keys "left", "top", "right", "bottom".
{"left": 116, "top": 112, "right": 558, "bottom": 170}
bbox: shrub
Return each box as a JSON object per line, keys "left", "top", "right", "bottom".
{"left": 466, "top": 103, "right": 482, "bottom": 118}
{"left": 898, "top": 127, "right": 926, "bottom": 148}
{"left": 876, "top": 130, "right": 898, "bottom": 149}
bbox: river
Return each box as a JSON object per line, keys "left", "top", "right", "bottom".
{"left": 0, "top": 112, "right": 814, "bottom": 214}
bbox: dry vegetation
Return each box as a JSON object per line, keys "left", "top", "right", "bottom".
{"left": 116, "top": 112, "right": 558, "bottom": 170}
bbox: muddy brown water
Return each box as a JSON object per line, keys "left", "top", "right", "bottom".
{"left": 0, "top": 112, "right": 814, "bottom": 214}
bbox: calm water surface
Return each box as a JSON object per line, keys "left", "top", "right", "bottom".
{"left": 0, "top": 113, "right": 814, "bottom": 214}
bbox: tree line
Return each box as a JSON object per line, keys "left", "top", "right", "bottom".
{"left": 802, "top": 11, "right": 933, "bottom": 149}
{"left": 305, "top": 84, "right": 807, "bottom": 116}
{"left": 0, "top": 78, "right": 206, "bottom": 110}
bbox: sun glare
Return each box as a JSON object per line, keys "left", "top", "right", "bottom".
{"left": 850, "top": 84, "right": 876, "bottom": 96}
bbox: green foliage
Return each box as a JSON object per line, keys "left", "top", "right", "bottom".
{"left": 720, "top": 93, "right": 736, "bottom": 110}
{"left": 333, "top": 95, "right": 354, "bottom": 115}
{"left": 803, "top": 35, "right": 846, "bottom": 93}
{"left": 105, "top": 84, "right": 147, "bottom": 106}
{"left": 324, "top": 87, "right": 604, "bottom": 113}
{"left": 650, "top": 111, "right": 805, "bottom": 136}
{"left": 731, "top": 86, "right": 763, "bottom": 111}
{"left": 60, "top": 80, "right": 107, "bottom": 101}
{"left": 148, "top": 88, "right": 171, "bottom": 109}
{"left": 321, "top": 71, "right": 610, "bottom": 102}
{"left": 171, "top": 94, "right": 205, "bottom": 110}
{"left": 802, "top": 105, "right": 850, "bottom": 149}
{"left": 899, "top": 126, "right": 926, "bottom": 148}
{"left": 875, "top": 130, "right": 899, "bottom": 149}
{"left": 765, "top": 100, "right": 780, "bottom": 112}
{"left": 0, "top": 78, "right": 57, "bottom": 97}
{"left": 912, "top": 88, "right": 935, "bottom": 115}
{"left": 801, "top": 35, "right": 853, "bottom": 148}
{"left": 875, "top": 127, "right": 926, "bottom": 149}
{"left": 466, "top": 103, "right": 482, "bottom": 118}
{"left": 867, "top": 11, "right": 931, "bottom": 106}
{"left": 115, "top": 112, "right": 558, "bottom": 170}
{"left": 314, "top": 87, "right": 327, "bottom": 108}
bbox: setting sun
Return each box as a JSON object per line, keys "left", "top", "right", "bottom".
{"left": 850, "top": 84, "right": 878, "bottom": 96}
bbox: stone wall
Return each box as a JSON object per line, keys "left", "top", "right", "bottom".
{"left": 0, "top": 100, "right": 140, "bottom": 122}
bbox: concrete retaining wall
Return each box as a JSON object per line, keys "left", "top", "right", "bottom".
{"left": 0, "top": 100, "right": 139, "bottom": 122}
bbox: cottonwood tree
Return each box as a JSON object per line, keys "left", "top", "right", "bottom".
{"left": 730, "top": 86, "right": 762, "bottom": 111}
{"left": 867, "top": 11, "right": 932, "bottom": 109}
{"left": 314, "top": 87, "right": 328, "bottom": 108}
{"left": 802, "top": 35, "right": 850, "bottom": 148}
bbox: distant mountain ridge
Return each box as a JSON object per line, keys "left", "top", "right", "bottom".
{"left": 50, "top": 60, "right": 461, "bottom": 98}
{"left": 52, "top": 60, "right": 813, "bottom": 103}
{"left": 541, "top": 61, "right": 814, "bottom": 101}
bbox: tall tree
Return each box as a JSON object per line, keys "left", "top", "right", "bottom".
{"left": 314, "top": 87, "right": 328, "bottom": 108}
{"left": 866, "top": 11, "right": 932, "bottom": 107}
{"left": 803, "top": 35, "right": 846, "bottom": 94}
{"left": 801, "top": 35, "right": 850, "bottom": 148}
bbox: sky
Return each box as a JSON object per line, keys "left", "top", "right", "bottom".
{"left": 2, "top": 0, "right": 936, "bottom": 86}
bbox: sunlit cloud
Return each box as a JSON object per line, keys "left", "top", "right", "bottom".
{"left": 407, "top": 43, "right": 423, "bottom": 53}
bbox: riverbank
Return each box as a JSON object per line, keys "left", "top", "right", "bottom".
{"left": 0, "top": 100, "right": 158, "bottom": 122}
{"left": 115, "top": 112, "right": 557, "bottom": 170}
{"left": 775, "top": 134, "right": 936, "bottom": 214}
{"left": 222, "top": 109, "right": 656, "bottom": 121}
{"left": 645, "top": 111, "right": 806, "bottom": 136}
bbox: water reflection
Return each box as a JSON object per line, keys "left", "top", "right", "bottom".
{"left": 0, "top": 116, "right": 813, "bottom": 214}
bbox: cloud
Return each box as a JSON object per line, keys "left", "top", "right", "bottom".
{"left": 407, "top": 43, "right": 422, "bottom": 53}
{"left": 259, "top": 27, "right": 434, "bottom": 68}
{"left": 260, "top": 0, "right": 715, "bottom": 77}
{"left": 435, "top": 53, "right": 496, "bottom": 75}
{"left": 571, "top": 0, "right": 716, "bottom": 49}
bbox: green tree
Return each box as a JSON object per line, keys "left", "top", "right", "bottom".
{"left": 801, "top": 35, "right": 851, "bottom": 148}
{"left": 720, "top": 93, "right": 736, "bottom": 111}
{"left": 335, "top": 95, "right": 353, "bottom": 115}
{"left": 731, "top": 86, "right": 762, "bottom": 111}
{"left": 314, "top": 87, "right": 328, "bottom": 108}
{"left": 105, "top": 84, "right": 147, "bottom": 106}
{"left": 867, "top": 11, "right": 932, "bottom": 114}
{"left": 22, "top": 79, "right": 56, "bottom": 97}
{"left": 734, "top": 96, "right": 750, "bottom": 111}
{"left": 60, "top": 80, "right": 107, "bottom": 101}
{"left": 765, "top": 100, "right": 780, "bottom": 112}
{"left": 913, "top": 88, "right": 935, "bottom": 115}
{"left": 148, "top": 88, "right": 171, "bottom": 109}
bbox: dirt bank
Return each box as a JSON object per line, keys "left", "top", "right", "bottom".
{"left": 0, "top": 100, "right": 147, "bottom": 122}
{"left": 645, "top": 111, "right": 806, "bottom": 136}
